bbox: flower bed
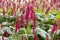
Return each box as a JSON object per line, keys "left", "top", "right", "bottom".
{"left": 0, "top": 0, "right": 60, "bottom": 40}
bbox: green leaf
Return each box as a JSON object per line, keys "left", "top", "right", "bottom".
{"left": 7, "top": 7, "right": 12, "bottom": 15}
{"left": 56, "top": 12, "right": 60, "bottom": 20}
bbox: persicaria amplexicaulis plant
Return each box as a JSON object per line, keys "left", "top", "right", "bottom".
{"left": 0, "top": 0, "right": 60, "bottom": 40}
{"left": 15, "top": 16, "right": 20, "bottom": 32}
{"left": 51, "top": 21, "right": 57, "bottom": 34}
{"left": 2, "top": 34, "right": 4, "bottom": 40}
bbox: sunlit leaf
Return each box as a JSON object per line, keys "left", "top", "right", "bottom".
{"left": 56, "top": 13, "right": 60, "bottom": 20}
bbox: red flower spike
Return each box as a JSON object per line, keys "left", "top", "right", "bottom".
{"left": 25, "top": 6, "right": 30, "bottom": 24}
{"left": 17, "top": 0, "right": 21, "bottom": 2}
{"left": 45, "top": 7, "right": 50, "bottom": 14}
{"left": 2, "top": 34, "right": 4, "bottom": 40}
{"left": 22, "top": 35, "right": 26, "bottom": 40}
{"left": 29, "top": 11, "right": 31, "bottom": 21}
{"left": 6, "top": 1, "right": 9, "bottom": 9}
{"left": 42, "top": 1, "right": 45, "bottom": 11}
{"left": 36, "top": 4, "right": 39, "bottom": 9}
{"left": 28, "top": 5, "right": 37, "bottom": 29}
{"left": 3, "top": 10, "right": 5, "bottom": 15}
{"left": 2, "top": 1, "right": 5, "bottom": 8}
{"left": 31, "top": 0, "right": 34, "bottom": 4}
{"left": 31, "top": 10, "right": 37, "bottom": 40}
{"left": 51, "top": 21, "right": 57, "bottom": 34}
{"left": 0, "top": 0, "right": 2, "bottom": 2}
{"left": 11, "top": 8, "right": 13, "bottom": 16}
{"left": 17, "top": 3, "right": 20, "bottom": 9}
{"left": 57, "top": 4, "right": 60, "bottom": 8}
{"left": 23, "top": 0, "right": 26, "bottom": 2}
{"left": 59, "top": 4, "right": 60, "bottom": 8}
{"left": 15, "top": 16, "right": 20, "bottom": 32}
{"left": 50, "top": 2, "right": 53, "bottom": 7}
{"left": 5, "top": 31, "right": 9, "bottom": 37}
{"left": 34, "top": 33, "right": 38, "bottom": 40}
{"left": 12, "top": 8, "right": 16, "bottom": 16}
{"left": 13, "top": 3, "right": 16, "bottom": 10}
{"left": 15, "top": 22, "right": 20, "bottom": 32}
{"left": 40, "top": 0, "right": 43, "bottom": 3}
{"left": 53, "top": 0, "right": 57, "bottom": 4}
{"left": 20, "top": 14, "right": 24, "bottom": 27}
{"left": 31, "top": 10, "right": 36, "bottom": 28}
{"left": 33, "top": 28, "right": 38, "bottom": 40}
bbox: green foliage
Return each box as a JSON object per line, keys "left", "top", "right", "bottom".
{"left": 37, "top": 34, "right": 45, "bottom": 40}
{"left": 0, "top": 10, "right": 58, "bottom": 40}
{"left": 7, "top": 7, "right": 12, "bottom": 15}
